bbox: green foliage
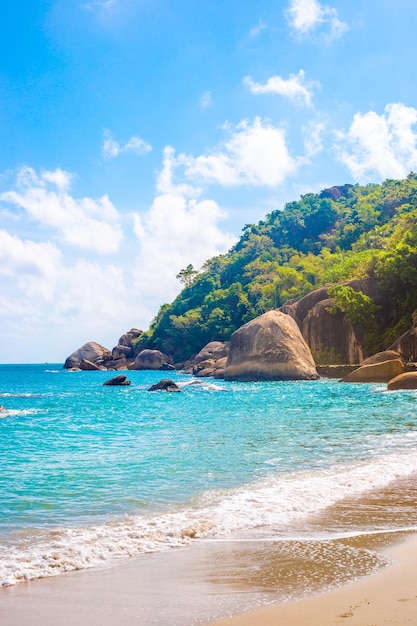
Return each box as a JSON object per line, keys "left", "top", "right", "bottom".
{"left": 326, "top": 285, "right": 379, "bottom": 326}
{"left": 137, "top": 174, "right": 417, "bottom": 361}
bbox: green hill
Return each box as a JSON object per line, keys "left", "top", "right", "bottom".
{"left": 135, "top": 174, "right": 417, "bottom": 362}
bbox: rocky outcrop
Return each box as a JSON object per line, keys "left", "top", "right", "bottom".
{"left": 133, "top": 349, "right": 174, "bottom": 371}
{"left": 341, "top": 359, "right": 405, "bottom": 383}
{"left": 183, "top": 341, "right": 229, "bottom": 378}
{"left": 280, "top": 277, "right": 394, "bottom": 365}
{"left": 148, "top": 379, "right": 181, "bottom": 392}
{"left": 111, "top": 328, "right": 143, "bottom": 361}
{"left": 103, "top": 375, "right": 131, "bottom": 386}
{"left": 64, "top": 342, "right": 112, "bottom": 369}
{"left": 79, "top": 358, "right": 103, "bottom": 371}
{"left": 387, "top": 372, "right": 417, "bottom": 390}
{"left": 224, "top": 310, "right": 318, "bottom": 381}
{"left": 389, "top": 325, "right": 417, "bottom": 363}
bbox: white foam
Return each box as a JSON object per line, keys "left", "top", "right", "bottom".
{"left": 2, "top": 446, "right": 417, "bottom": 586}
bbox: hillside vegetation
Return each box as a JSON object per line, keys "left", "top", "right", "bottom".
{"left": 136, "top": 174, "right": 417, "bottom": 362}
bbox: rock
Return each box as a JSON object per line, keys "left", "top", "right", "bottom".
{"left": 103, "top": 375, "right": 131, "bottom": 386}
{"left": 341, "top": 359, "right": 405, "bottom": 383}
{"left": 112, "top": 328, "right": 143, "bottom": 360}
{"left": 0, "top": 405, "right": 6, "bottom": 413}
{"left": 148, "top": 379, "right": 181, "bottom": 392}
{"left": 388, "top": 372, "right": 417, "bottom": 390}
{"left": 133, "top": 349, "right": 174, "bottom": 371}
{"left": 389, "top": 325, "right": 417, "bottom": 363}
{"left": 64, "top": 342, "right": 112, "bottom": 369}
{"left": 212, "top": 356, "right": 227, "bottom": 379}
{"left": 362, "top": 350, "right": 403, "bottom": 366}
{"left": 224, "top": 310, "right": 319, "bottom": 381}
{"left": 182, "top": 342, "right": 229, "bottom": 377}
{"left": 79, "top": 358, "right": 102, "bottom": 371}
{"left": 280, "top": 277, "right": 394, "bottom": 365}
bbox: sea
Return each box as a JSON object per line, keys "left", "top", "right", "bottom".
{"left": 2, "top": 364, "right": 417, "bottom": 620}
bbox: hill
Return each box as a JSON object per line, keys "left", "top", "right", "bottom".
{"left": 135, "top": 174, "right": 417, "bottom": 363}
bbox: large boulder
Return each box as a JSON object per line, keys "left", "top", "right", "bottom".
{"left": 133, "top": 349, "right": 174, "bottom": 371}
{"left": 64, "top": 342, "right": 112, "bottom": 369}
{"left": 362, "top": 350, "right": 403, "bottom": 366}
{"left": 341, "top": 359, "right": 405, "bottom": 383}
{"left": 388, "top": 372, "right": 417, "bottom": 390}
{"left": 223, "top": 311, "right": 319, "bottom": 381}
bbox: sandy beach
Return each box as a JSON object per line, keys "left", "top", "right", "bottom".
{"left": 212, "top": 533, "right": 417, "bottom": 626}
{"left": 0, "top": 532, "right": 416, "bottom": 626}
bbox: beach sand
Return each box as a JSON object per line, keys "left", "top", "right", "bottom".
{"left": 212, "top": 533, "right": 417, "bottom": 626}
{"left": 1, "top": 532, "right": 417, "bottom": 626}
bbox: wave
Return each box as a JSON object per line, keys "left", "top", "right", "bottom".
{"left": 0, "top": 408, "right": 41, "bottom": 419}
{"left": 2, "top": 447, "right": 417, "bottom": 586}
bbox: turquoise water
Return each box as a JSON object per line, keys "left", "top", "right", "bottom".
{"left": 1, "top": 364, "right": 417, "bottom": 587}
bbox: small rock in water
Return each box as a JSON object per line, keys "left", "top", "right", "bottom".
{"left": 103, "top": 375, "right": 131, "bottom": 386}
{"left": 0, "top": 405, "right": 6, "bottom": 413}
{"left": 148, "top": 379, "right": 181, "bottom": 392}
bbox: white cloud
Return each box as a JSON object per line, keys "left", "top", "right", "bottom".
{"left": 200, "top": 91, "right": 213, "bottom": 110}
{"left": 244, "top": 70, "right": 318, "bottom": 107}
{"left": 336, "top": 103, "right": 417, "bottom": 182}
{"left": 131, "top": 154, "right": 236, "bottom": 306}
{"left": 286, "top": 0, "right": 348, "bottom": 39}
{"left": 250, "top": 19, "right": 267, "bottom": 37}
{"left": 0, "top": 167, "right": 123, "bottom": 254}
{"left": 102, "top": 130, "right": 152, "bottom": 159}
{"left": 180, "top": 117, "right": 300, "bottom": 187}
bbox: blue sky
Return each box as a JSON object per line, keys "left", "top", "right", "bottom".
{"left": 1, "top": 0, "right": 417, "bottom": 363}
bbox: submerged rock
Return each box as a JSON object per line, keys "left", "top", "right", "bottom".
{"left": 103, "top": 375, "right": 131, "bottom": 386}
{"left": 148, "top": 379, "right": 181, "bottom": 392}
{"left": 224, "top": 310, "right": 318, "bottom": 381}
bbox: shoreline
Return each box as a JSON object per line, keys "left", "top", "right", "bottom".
{"left": 1, "top": 531, "right": 417, "bottom": 625}
{"left": 211, "top": 532, "right": 417, "bottom": 626}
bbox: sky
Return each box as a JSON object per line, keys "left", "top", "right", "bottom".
{"left": 1, "top": 0, "right": 417, "bottom": 363}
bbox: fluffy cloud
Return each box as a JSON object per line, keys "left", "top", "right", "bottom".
{"left": 244, "top": 70, "right": 318, "bottom": 107}
{"left": 0, "top": 167, "right": 123, "bottom": 253}
{"left": 102, "top": 130, "right": 152, "bottom": 159}
{"left": 0, "top": 229, "right": 135, "bottom": 361}
{"left": 132, "top": 147, "right": 236, "bottom": 305}
{"left": 180, "top": 117, "right": 300, "bottom": 187}
{"left": 285, "top": 0, "right": 348, "bottom": 39}
{"left": 336, "top": 103, "right": 417, "bottom": 182}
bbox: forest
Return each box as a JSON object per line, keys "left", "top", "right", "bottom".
{"left": 135, "top": 174, "right": 417, "bottom": 362}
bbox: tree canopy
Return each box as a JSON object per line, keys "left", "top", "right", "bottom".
{"left": 136, "top": 174, "right": 417, "bottom": 361}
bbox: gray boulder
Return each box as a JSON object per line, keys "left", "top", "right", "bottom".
{"left": 64, "top": 342, "right": 112, "bottom": 369}
{"left": 148, "top": 379, "right": 181, "bottom": 392}
{"left": 224, "top": 310, "right": 318, "bottom": 381}
{"left": 133, "top": 349, "right": 174, "bottom": 371}
{"left": 103, "top": 375, "right": 131, "bottom": 386}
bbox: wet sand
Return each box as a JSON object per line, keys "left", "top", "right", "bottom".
{"left": 0, "top": 532, "right": 416, "bottom": 626}
{"left": 212, "top": 533, "right": 417, "bottom": 626}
